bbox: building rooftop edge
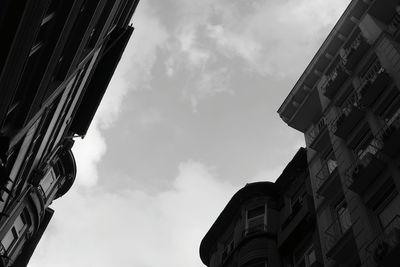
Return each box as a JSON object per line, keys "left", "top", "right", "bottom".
{"left": 277, "top": 0, "right": 358, "bottom": 120}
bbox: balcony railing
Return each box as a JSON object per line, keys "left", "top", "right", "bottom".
{"left": 325, "top": 210, "right": 352, "bottom": 253}
{"left": 307, "top": 117, "right": 327, "bottom": 148}
{"left": 322, "top": 62, "right": 349, "bottom": 99}
{"left": 342, "top": 33, "right": 370, "bottom": 71}
{"left": 346, "top": 138, "right": 385, "bottom": 193}
{"left": 366, "top": 215, "right": 400, "bottom": 265}
{"left": 388, "top": 10, "right": 400, "bottom": 36}
{"left": 315, "top": 159, "right": 338, "bottom": 193}
{"left": 331, "top": 90, "right": 364, "bottom": 139}
{"left": 359, "top": 62, "right": 389, "bottom": 107}
{"left": 376, "top": 111, "right": 400, "bottom": 157}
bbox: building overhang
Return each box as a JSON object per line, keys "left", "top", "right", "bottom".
{"left": 278, "top": 0, "right": 369, "bottom": 132}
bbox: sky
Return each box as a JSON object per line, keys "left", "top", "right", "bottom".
{"left": 29, "top": 0, "right": 351, "bottom": 266}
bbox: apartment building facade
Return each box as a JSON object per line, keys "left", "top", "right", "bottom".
{"left": 0, "top": 0, "right": 139, "bottom": 266}
{"left": 278, "top": 0, "right": 400, "bottom": 266}
{"left": 200, "top": 148, "right": 323, "bottom": 267}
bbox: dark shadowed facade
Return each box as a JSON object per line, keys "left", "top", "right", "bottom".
{"left": 279, "top": 0, "right": 400, "bottom": 266}
{"left": 200, "top": 148, "right": 323, "bottom": 267}
{"left": 0, "top": 0, "right": 139, "bottom": 266}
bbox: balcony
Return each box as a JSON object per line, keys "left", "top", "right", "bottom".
{"left": 359, "top": 68, "right": 390, "bottom": 108}
{"left": 333, "top": 94, "right": 365, "bottom": 139}
{"left": 379, "top": 118, "right": 400, "bottom": 157}
{"left": 322, "top": 63, "right": 349, "bottom": 100}
{"left": 315, "top": 159, "right": 340, "bottom": 199}
{"left": 342, "top": 34, "right": 370, "bottom": 71}
{"left": 307, "top": 117, "right": 329, "bottom": 152}
{"left": 387, "top": 10, "right": 400, "bottom": 36}
{"left": 366, "top": 215, "right": 400, "bottom": 267}
{"left": 348, "top": 140, "right": 386, "bottom": 195}
{"left": 325, "top": 212, "right": 357, "bottom": 263}
{"left": 278, "top": 195, "right": 315, "bottom": 251}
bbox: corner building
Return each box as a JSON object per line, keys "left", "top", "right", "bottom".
{"left": 200, "top": 148, "right": 324, "bottom": 267}
{"left": 0, "top": 0, "right": 140, "bottom": 266}
{"left": 279, "top": 0, "right": 400, "bottom": 266}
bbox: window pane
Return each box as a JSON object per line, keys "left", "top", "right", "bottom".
{"left": 14, "top": 215, "right": 25, "bottom": 234}
{"left": 1, "top": 229, "right": 16, "bottom": 251}
{"left": 40, "top": 169, "right": 56, "bottom": 195}
{"left": 247, "top": 206, "right": 264, "bottom": 219}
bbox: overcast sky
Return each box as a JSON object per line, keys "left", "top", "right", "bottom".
{"left": 29, "top": 1, "right": 350, "bottom": 266}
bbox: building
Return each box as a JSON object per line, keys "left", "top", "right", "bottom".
{"left": 278, "top": 0, "right": 400, "bottom": 266}
{"left": 200, "top": 148, "right": 324, "bottom": 267}
{"left": 0, "top": 0, "right": 140, "bottom": 266}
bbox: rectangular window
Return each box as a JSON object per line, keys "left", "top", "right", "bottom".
{"left": 247, "top": 206, "right": 265, "bottom": 219}
{"left": 246, "top": 204, "right": 267, "bottom": 235}
{"left": 40, "top": 169, "right": 57, "bottom": 196}
{"left": 1, "top": 211, "right": 28, "bottom": 253}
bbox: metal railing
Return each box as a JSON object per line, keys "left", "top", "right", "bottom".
{"left": 376, "top": 111, "right": 400, "bottom": 143}
{"left": 330, "top": 89, "right": 361, "bottom": 133}
{"left": 342, "top": 32, "right": 368, "bottom": 69}
{"left": 325, "top": 210, "right": 352, "bottom": 253}
{"left": 321, "top": 61, "right": 348, "bottom": 95}
{"left": 388, "top": 10, "right": 400, "bottom": 35}
{"left": 345, "top": 138, "right": 383, "bottom": 187}
{"left": 315, "top": 159, "right": 338, "bottom": 192}
{"left": 307, "top": 117, "right": 327, "bottom": 146}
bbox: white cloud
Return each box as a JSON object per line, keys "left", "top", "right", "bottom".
{"left": 203, "top": 0, "right": 352, "bottom": 76}
{"left": 72, "top": 0, "right": 169, "bottom": 188}
{"left": 72, "top": 122, "right": 106, "bottom": 187}
{"left": 29, "top": 161, "right": 238, "bottom": 267}
{"left": 178, "top": 26, "right": 211, "bottom": 69}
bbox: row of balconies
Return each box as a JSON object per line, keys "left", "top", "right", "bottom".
{"left": 308, "top": 63, "right": 389, "bottom": 150}
{"left": 322, "top": 33, "right": 370, "bottom": 100}
{"left": 346, "top": 114, "right": 400, "bottom": 196}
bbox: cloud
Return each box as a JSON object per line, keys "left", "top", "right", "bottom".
{"left": 72, "top": 1, "right": 169, "bottom": 188}
{"left": 29, "top": 161, "right": 238, "bottom": 267}
{"left": 156, "top": 0, "right": 350, "bottom": 112}
{"left": 72, "top": 122, "right": 106, "bottom": 187}
{"left": 203, "top": 0, "right": 351, "bottom": 76}
{"left": 182, "top": 67, "right": 232, "bottom": 112}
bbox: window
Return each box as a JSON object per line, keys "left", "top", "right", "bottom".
{"left": 1, "top": 210, "right": 28, "bottom": 253}
{"left": 245, "top": 204, "right": 267, "bottom": 234}
{"left": 40, "top": 169, "right": 57, "bottom": 196}
{"left": 247, "top": 206, "right": 265, "bottom": 219}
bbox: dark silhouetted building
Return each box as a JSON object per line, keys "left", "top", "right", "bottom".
{"left": 279, "top": 0, "right": 400, "bottom": 266}
{"left": 200, "top": 148, "right": 323, "bottom": 267}
{"left": 0, "top": 0, "right": 140, "bottom": 266}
